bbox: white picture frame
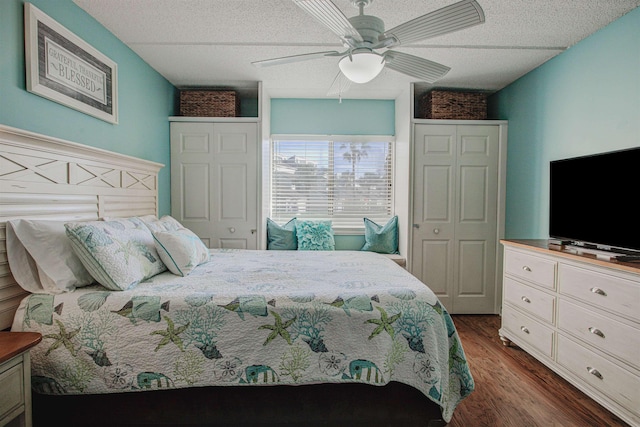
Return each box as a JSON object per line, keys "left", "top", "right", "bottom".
{"left": 24, "top": 3, "right": 118, "bottom": 124}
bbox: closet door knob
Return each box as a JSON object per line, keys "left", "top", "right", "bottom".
{"left": 433, "top": 228, "right": 440, "bottom": 234}
{"left": 229, "top": 227, "right": 235, "bottom": 233}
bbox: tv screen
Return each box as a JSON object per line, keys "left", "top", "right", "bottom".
{"left": 549, "top": 147, "right": 640, "bottom": 254}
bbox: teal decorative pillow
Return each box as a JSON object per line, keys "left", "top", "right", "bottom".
{"left": 65, "top": 218, "right": 167, "bottom": 291}
{"left": 153, "top": 228, "right": 210, "bottom": 276}
{"left": 361, "top": 216, "right": 399, "bottom": 254}
{"left": 295, "top": 220, "right": 335, "bottom": 251}
{"left": 267, "top": 218, "right": 297, "bottom": 250}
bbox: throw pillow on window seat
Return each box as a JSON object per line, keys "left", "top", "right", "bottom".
{"left": 361, "top": 216, "right": 399, "bottom": 254}
{"left": 266, "top": 218, "right": 297, "bottom": 250}
{"left": 295, "top": 220, "right": 335, "bottom": 251}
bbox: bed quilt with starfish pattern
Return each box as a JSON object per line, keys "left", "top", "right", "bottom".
{"left": 12, "top": 249, "right": 474, "bottom": 422}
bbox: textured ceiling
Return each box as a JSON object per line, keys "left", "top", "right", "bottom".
{"left": 73, "top": 0, "right": 639, "bottom": 99}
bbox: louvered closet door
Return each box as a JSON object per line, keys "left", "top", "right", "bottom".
{"left": 170, "top": 122, "right": 258, "bottom": 249}
{"left": 411, "top": 124, "right": 500, "bottom": 313}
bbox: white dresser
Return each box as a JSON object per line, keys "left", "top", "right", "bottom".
{"left": 499, "top": 240, "right": 640, "bottom": 426}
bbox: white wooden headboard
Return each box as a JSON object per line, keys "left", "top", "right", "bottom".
{"left": 0, "top": 125, "right": 163, "bottom": 330}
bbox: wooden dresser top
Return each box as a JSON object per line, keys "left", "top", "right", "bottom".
{"left": 501, "top": 239, "right": 640, "bottom": 275}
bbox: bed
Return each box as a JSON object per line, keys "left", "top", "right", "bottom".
{"left": 0, "top": 125, "right": 474, "bottom": 426}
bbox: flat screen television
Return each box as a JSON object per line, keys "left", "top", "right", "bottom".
{"left": 549, "top": 147, "right": 640, "bottom": 256}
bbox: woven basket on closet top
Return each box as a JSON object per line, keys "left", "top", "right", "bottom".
{"left": 179, "top": 90, "right": 239, "bottom": 117}
{"left": 419, "top": 90, "right": 487, "bottom": 120}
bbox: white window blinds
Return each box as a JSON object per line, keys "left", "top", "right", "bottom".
{"left": 271, "top": 136, "right": 394, "bottom": 229}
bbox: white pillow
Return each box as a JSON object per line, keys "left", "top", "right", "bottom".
{"left": 101, "top": 214, "right": 156, "bottom": 222}
{"left": 6, "top": 219, "right": 94, "bottom": 293}
{"left": 65, "top": 217, "right": 167, "bottom": 291}
{"left": 153, "top": 228, "right": 210, "bottom": 276}
{"left": 140, "top": 215, "right": 184, "bottom": 233}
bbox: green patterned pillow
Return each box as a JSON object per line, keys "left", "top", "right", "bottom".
{"left": 65, "top": 218, "right": 167, "bottom": 291}
{"left": 361, "top": 216, "right": 399, "bottom": 254}
{"left": 153, "top": 228, "right": 210, "bottom": 276}
{"left": 267, "top": 218, "right": 297, "bottom": 250}
{"left": 295, "top": 220, "right": 335, "bottom": 251}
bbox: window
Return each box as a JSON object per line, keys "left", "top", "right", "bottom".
{"left": 270, "top": 135, "right": 394, "bottom": 230}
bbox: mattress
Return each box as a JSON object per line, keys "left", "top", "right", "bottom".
{"left": 12, "top": 249, "right": 474, "bottom": 422}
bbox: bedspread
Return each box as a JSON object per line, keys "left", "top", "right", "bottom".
{"left": 12, "top": 249, "right": 474, "bottom": 422}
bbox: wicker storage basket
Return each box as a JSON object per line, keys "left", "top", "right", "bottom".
{"left": 179, "top": 90, "right": 239, "bottom": 117}
{"left": 419, "top": 90, "right": 487, "bottom": 120}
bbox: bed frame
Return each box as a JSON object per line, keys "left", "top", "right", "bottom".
{"left": 0, "top": 125, "right": 447, "bottom": 426}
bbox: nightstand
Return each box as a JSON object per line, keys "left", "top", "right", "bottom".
{"left": 0, "top": 332, "right": 42, "bottom": 427}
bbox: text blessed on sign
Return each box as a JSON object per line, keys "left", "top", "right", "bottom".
{"left": 45, "top": 39, "right": 108, "bottom": 105}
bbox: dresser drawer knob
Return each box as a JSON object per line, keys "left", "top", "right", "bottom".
{"left": 588, "top": 327, "right": 605, "bottom": 338}
{"left": 521, "top": 296, "right": 531, "bottom": 303}
{"left": 587, "top": 367, "right": 603, "bottom": 380}
{"left": 520, "top": 326, "right": 530, "bottom": 334}
{"left": 590, "top": 287, "right": 607, "bottom": 296}
{"left": 522, "top": 266, "right": 532, "bottom": 272}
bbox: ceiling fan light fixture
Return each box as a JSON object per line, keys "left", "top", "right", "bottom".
{"left": 339, "top": 50, "right": 385, "bottom": 84}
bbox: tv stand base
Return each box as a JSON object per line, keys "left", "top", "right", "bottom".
{"left": 613, "top": 255, "right": 640, "bottom": 263}
{"left": 562, "top": 245, "right": 640, "bottom": 262}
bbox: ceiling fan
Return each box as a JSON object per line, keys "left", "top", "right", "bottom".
{"left": 252, "top": 0, "right": 485, "bottom": 95}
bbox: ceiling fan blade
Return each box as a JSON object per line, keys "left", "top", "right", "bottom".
{"left": 379, "top": 0, "right": 484, "bottom": 47}
{"left": 326, "top": 71, "right": 352, "bottom": 98}
{"left": 383, "top": 51, "right": 450, "bottom": 83}
{"left": 294, "top": 0, "right": 363, "bottom": 47}
{"left": 252, "top": 50, "right": 341, "bottom": 67}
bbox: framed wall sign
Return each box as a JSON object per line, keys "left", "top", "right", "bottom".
{"left": 24, "top": 3, "right": 118, "bottom": 124}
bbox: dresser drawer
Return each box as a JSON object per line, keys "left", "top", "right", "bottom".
{"left": 0, "top": 358, "right": 25, "bottom": 421}
{"left": 558, "top": 299, "right": 640, "bottom": 370}
{"left": 504, "top": 249, "right": 556, "bottom": 289}
{"left": 502, "top": 306, "right": 554, "bottom": 358}
{"left": 558, "top": 264, "right": 640, "bottom": 322}
{"left": 504, "top": 277, "right": 555, "bottom": 324}
{"left": 557, "top": 334, "right": 640, "bottom": 417}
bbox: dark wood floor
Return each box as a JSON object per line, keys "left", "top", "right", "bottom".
{"left": 449, "top": 315, "right": 629, "bottom": 427}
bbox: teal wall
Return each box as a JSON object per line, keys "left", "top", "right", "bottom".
{"left": 271, "top": 98, "right": 395, "bottom": 249}
{"left": 271, "top": 98, "right": 395, "bottom": 135}
{"left": 0, "top": 0, "right": 177, "bottom": 215}
{"left": 489, "top": 7, "right": 639, "bottom": 239}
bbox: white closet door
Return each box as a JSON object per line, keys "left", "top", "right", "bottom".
{"left": 412, "top": 124, "right": 501, "bottom": 313}
{"left": 171, "top": 122, "right": 258, "bottom": 249}
{"left": 412, "top": 124, "right": 457, "bottom": 309}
